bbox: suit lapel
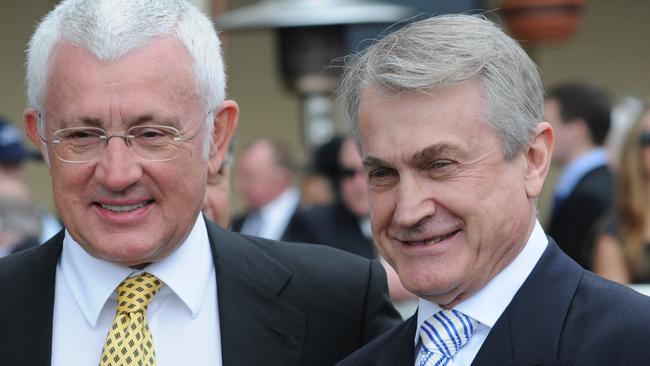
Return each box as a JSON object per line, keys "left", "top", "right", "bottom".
{"left": 206, "top": 222, "right": 306, "bottom": 366}
{"left": 0, "top": 231, "right": 63, "bottom": 366}
{"left": 472, "top": 239, "right": 582, "bottom": 366}
{"left": 393, "top": 315, "right": 417, "bottom": 365}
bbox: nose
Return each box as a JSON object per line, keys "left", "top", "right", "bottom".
{"left": 392, "top": 175, "right": 436, "bottom": 228}
{"left": 95, "top": 137, "right": 143, "bottom": 192}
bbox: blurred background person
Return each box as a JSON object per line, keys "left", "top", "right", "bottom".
{"left": 287, "top": 136, "right": 373, "bottom": 258}
{"left": 544, "top": 82, "right": 613, "bottom": 269}
{"left": 593, "top": 106, "right": 650, "bottom": 284}
{"left": 203, "top": 146, "right": 233, "bottom": 228}
{"left": 287, "top": 136, "right": 417, "bottom": 312}
{"left": 299, "top": 136, "right": 341, "bottom": 209}
{"left": 231, "top": 138, "right": 300, "bottom": 240}
{"left": 0, "top": 175, "right": 41, "bottom": 257}
{"left": 0, "top": 116, "right": 41, "bottom": 181}
{"left": 0, "top": 116, "right": 61, "bottom": 243}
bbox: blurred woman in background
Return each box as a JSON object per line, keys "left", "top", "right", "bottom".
{"left": 593, "top": 106, "right": 650, "bottom": 283}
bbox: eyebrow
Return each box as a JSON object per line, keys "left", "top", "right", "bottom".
{"left": 59, "top": 117, "right": 103, "bottom": 129}
{"left": 410, "top": 144, "right": 462, "bottom": 166}
{"left": 60, "top": 114, "right": 180, "bottom": 129}
{"left": 363, "top": 156, "right": 391, "bottom": 169}
{"left": 362, "top": 143, "right": 465, "bottom": 169}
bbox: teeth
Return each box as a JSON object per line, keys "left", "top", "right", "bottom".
{"left": 100, "top": 202, "right": 148, "bottom": 212}
{"left": 424, "top": 231, "right": 456, "bottom": 245}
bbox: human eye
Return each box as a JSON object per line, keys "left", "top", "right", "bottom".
{"left": 57, "top": 128, "right": 103, "bottom": 145}
{"left": 367, "top": 167, "right": 398, "bottom": 187}
{"left": 429, "top": 160, "right": 453, "bottom": 169}
{"left": 424, "top": 159, "right": 458, "bottom": 179}
{"left": 131, "top": 126, "right": 176, "bottom": 145}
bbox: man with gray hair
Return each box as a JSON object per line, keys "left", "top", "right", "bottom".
{"left": 0, "top": 0, "right": 400, "bottom": 365}
{"left": 336, "top": 14, "right": 650, "bottom": 365}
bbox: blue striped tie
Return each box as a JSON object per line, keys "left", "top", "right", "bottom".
{"left": 418, "top": 309, "right": 478, "bottom": 366}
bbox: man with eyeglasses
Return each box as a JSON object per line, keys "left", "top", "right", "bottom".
{"left": 0, "top": 0, "right": 400, "bottom": 365}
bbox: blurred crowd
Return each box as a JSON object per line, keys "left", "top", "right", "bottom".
{"left": 0, "top": 117, "right": 60, "bottom": 257}
{"left": 543, "top": 82, "right": 650, "bottom": 285}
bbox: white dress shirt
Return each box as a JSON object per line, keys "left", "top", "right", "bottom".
{"left": 51, "top": 214, "right": 221, "bottom": 366}
{"left": 414, "top": 220, "right": 548, "bottom": 366}
{"left": 241, "top": 187, "right": 300, "bottom": 240}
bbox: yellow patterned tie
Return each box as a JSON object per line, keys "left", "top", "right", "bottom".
{"left": 99, "top": 272, "right": 162, "bottom": 366}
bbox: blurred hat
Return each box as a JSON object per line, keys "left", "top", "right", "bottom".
{"left": 0, "top": 116, "right": 41, "bottom": 164}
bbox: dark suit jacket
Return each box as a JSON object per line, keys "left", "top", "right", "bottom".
{"left": 547, "top": 165, "right": 614, "bottom": 269}
{"left": 0, "top": 219, "right": 401, "bottom": 366}
{"left": 284, "top": 200, "right": 376, "bottom": 259}
{"left": 336, "top": 239, "right": 650, "bottom": 366}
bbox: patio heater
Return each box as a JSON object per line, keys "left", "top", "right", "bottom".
{"left": 216, "top": 0, "right": 415, "bottom": 148}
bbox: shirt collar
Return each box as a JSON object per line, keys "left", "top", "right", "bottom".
{"left": 60, "top": 214, "right": 214, "bottom": 326}
{"left": 415, "top": 219, "right": 548, "bottom": 345}
{"left": 554, "top": 148, "right": 608, "bottom": 200}
{"left": 259, "top": 186, "right": 300, "bottom": 218}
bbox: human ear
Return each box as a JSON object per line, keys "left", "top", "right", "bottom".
{"left": 524, "top": 122, "right": 553, "bottom": 198}
{"left": 23, "top": 108, "right": 48, "bottom": 163}
{"left": 208, "top": 100, "right": 239, "bottom": 175}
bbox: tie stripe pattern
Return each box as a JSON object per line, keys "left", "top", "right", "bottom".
{"left": 100, "top": 272, "right": 162, "bottom": 366}
{"left": 419, "top": 309, "right": 478, "bottom": 366}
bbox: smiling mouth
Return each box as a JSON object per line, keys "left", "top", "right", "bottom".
{"left": 403, "top": 229, "right": 461, "bottom": 246}
{"left": 98, "top": 200, "right": 153, "bottom": 213}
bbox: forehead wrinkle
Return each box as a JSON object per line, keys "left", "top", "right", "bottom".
{"left": 56, "top": 116, "right": 103, "bottom": 129}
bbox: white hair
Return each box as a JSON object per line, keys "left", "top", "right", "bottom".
{"left": 339, "top": 14, "right": 543, "bottom": 160}
{"left": 26, "top": 0, "right": 226, "bottom": 159}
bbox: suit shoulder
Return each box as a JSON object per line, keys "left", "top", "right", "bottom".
{"left": 569, "top": 271, "right": 650, "bottom": 336}
{"left": 246, "top": 234, "right": 372, "bottom": 271}
{"left": 576, "top": 271, "right": 650, "bottom": 310}
{"left": 0, "top": 238, "right": 61, "bottom": 311}
{"left": 337, "top": 317, "right": 414, "bottom": 366}
{"left": 0, "top": 241, "right": 56, "bottom": 281}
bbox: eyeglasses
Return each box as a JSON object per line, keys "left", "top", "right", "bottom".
{"left": 339, "top": 167, "right": 365, "bottom": 179}
{"left": 39, "top": 124, "right": 200, "bottom": 163}
{"left": 639, "top": 131, "right": 650, "bottom": 147}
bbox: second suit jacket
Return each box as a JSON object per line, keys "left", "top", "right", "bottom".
{"left": 547, "top": 165, "right": 614, "bottom": 269}
{"left": 284, "top": 200, "right": 376, "bottom": 259}
{"left": 336, "top": 238, "right": 650, "bottom": 366}
{"left": 0, "top": 219, "right": 401, "bottom": 366}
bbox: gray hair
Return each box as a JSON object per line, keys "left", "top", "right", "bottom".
{"left": 339, "top": 14, "right": 543, "bottom": 160}
{"left": 26, "top": 0, "right": 225, "bottom": 158}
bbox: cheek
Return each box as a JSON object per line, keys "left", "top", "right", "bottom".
{"left": 368, "top": 191, "right": 392, "bottom": 231}
{"left": 50, "top": 163, "right": 92, "bottom": 196}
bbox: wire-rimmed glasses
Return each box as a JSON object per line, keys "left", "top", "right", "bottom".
{"left": 39, "top": 124, "right": 200, "bottom": 163}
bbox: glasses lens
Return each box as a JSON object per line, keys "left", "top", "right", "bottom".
{"left": 340, "top": 167, "right": 362, "bottom": 179}
{"left": 48, "top": 125, "right": 189, "bottom": 163}
{"left": 53, "top": 127, "right": 104, "bottom": 162}
{"left": 639, "top": 131, "right": 650, "bottom": 147}
{"left": 129, "top": 125, "right": 181, "bottom": 161}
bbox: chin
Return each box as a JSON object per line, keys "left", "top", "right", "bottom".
{"left": 94, "top": 244, "right": 160, "bottom": 266}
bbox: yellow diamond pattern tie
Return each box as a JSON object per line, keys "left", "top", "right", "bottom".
{"left": 99, "top": 272, "right": 162, "bottom": 366}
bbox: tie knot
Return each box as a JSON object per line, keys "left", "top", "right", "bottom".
{"left": 116, "top": 272, "right": 162, "bottom": 314}
{"left": 419, "top": 309, "right": 478, "bottom": 361}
